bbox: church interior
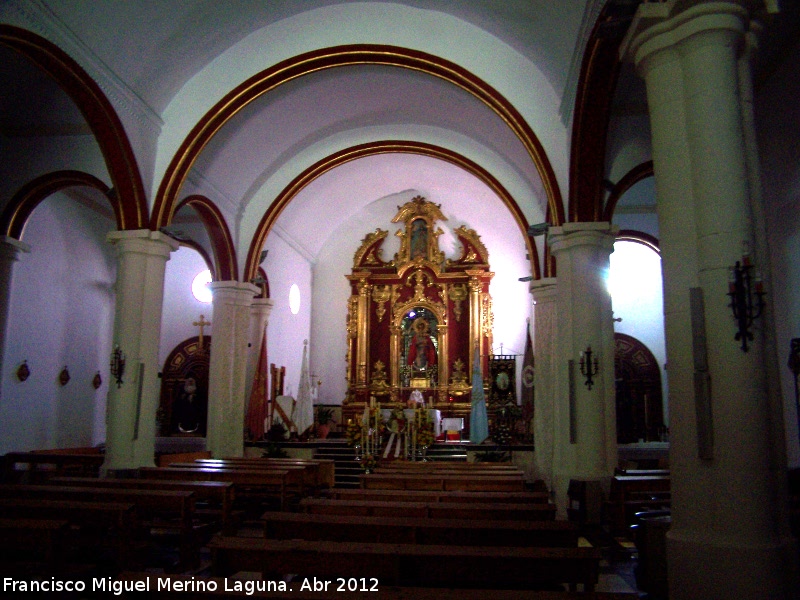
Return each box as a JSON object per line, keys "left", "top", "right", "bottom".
{"left": 1, "top": 1, "right": 799, "bottom": 598}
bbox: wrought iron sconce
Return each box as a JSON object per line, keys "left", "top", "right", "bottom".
{"left": 59, "top": 366, "right": 70, "bottom": 386}
{"left": 110, "top": 345, "right": 126, "bottom": 388}
{"left": 579, "top": 346, "right": 599, "bottom": 390}
{"left": 789, "top": 338, "right": 800, "bottom": 443}
{"left": 727, "top": 252, "right": 765, "bottom": 352}
{"left": 16, "top": 360, "right": 30, "bottom": 382}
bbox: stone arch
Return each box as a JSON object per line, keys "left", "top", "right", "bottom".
{"left": 243, "top": 141, "right": 539, "bottom": 282}
{"left": 151, "top": 44, "right": 564, "bottom": 235}
{"left": 174, "top": 195, "right": 238, "bottom": 281}
{"left": 0, "top": 25, "right": 148, "bottom": 230}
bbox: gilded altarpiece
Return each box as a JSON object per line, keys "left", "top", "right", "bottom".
{"left": 342, "top": 197, "right": 494, "bottom": 426}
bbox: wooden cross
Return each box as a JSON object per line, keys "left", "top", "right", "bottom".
{"left": 193, "top": 314, "right": 211, "bottom": 349}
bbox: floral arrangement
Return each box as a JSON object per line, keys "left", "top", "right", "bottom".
{"left": 346, "top": 420, "right": 362, "bottom": 447}
{"left": 361, "top": 453, "right": 378, "bottom": 472}
{"left": 416, "top": 410, "right": 435, "bottom": 448}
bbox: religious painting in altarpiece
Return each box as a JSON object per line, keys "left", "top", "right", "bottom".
{"left": 342, "top": 196, "right": 493, "bottom": 426}
{"left": 157, "top": 337, "right": 211, "bottom": 437}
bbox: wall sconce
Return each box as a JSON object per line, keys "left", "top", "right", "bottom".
{"left": 579, "top": 346, "right": 599, "bottom": 390}
{"left": 59, "top": 366, "right": 70, "bottom": 386}
{"left": 92, "top": 372, "right": 102, "bottom": 390}
{"left": 16, "top": 360, "right": 30, "bottom": 382}
{"left": 727, "top": 251, "right": 765, "bottom": 352}
{"left": 789, "top": 339, "right": 800, "bottom": 442}
{"left": 110, "top": 345, "right": 126, "bottom": 388}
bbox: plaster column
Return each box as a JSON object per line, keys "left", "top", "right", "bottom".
{"left": 244, "top": 298, "right": 275, "bottom": 405}
{"left": 104, "top": 230, "right": 179, "bottom": 472}
{"left": 206, "top": 281, "right": 259, "bottom": 458}
{"left": 530, "top": 277, "right": 557, "bottom": 494}
{"left": 622, "top": 2, "right": 798, "bottom": 597}
{"left": 0, "top": 237, "right": 30, "bottom": 398}
{"left": 549, "top": 223, "right": 618, "bottom": 519}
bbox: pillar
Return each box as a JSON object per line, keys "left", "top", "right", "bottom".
{"left": 621, "top": 2, "right": 798, "bottom": 597}
{"left": 0, "top": 237, "right": 30, "bottom": 400}
{"left": 104, "top": 230, "right": 178, "bottom": 472}
{"left": 549, "top": 223, "right": 618, "bottom": 518}
{"left": 206, "top": 281, "right": 260, "bottom": 458}
{"left": 531, "top": 277, "right": 558, "bottom": 495}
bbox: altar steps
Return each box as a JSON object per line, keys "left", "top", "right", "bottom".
{"left": 312, "top": 441, "right": 469, "bottom": 488}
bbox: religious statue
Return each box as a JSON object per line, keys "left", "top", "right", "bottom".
{"left": 171, "top": 376, "right": 207, "bottom": 435}
{"left": 407, "top": 318, "right": 437, "bottom": 371}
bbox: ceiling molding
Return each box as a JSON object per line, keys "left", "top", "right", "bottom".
{"left": 560, "top": 0, "right": 606, "bottom": 128}
{"left": 6, "top": 0, "right": 164, "bottom": 136}
{"left": 271, "top": 222, "right": 317, "bottom": 266}
{"left": 185, "top": 168, "right": 239, "bottom": 217}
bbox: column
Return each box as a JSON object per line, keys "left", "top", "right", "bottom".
{"left": 244, "top": 298, "right": 275, "bottom": 402}
{"left": 0, "top": 237, "right": 30, "bottom": 400}
{"left": 104, "top": 230, "right": 178, "bottom": 472}
{"left": 622, "top": 2, "right": 798, "bottom": 598}
{"left": 206, "top": 281, "right": 260, "bottom": 458}
{"left": 530, "top": 277, "right": 557, "bottom": 495}
{"left": 549, "top": 223, "right": 618, "bottom": 518}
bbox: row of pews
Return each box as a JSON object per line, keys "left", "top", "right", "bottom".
{"left": 0, "top": 450, "right": 333, "bottom": 577}
{"left": 0, "top": 450, "right": 641, "bottom": 598}
{"left": 207, "top": 460, "right": 633, "bottom": 597}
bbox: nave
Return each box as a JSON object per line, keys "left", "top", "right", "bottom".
{"left": 0, "top": 444, "right": 655, "bottom": 599}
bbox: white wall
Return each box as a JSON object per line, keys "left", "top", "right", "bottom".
{"left": 756, "top": 41, "right": 800, "bottom": 468}
{"left": 159, "top": 245, "right": 214, "bottom": 367}
{"left": 263, "top": 233, "right": 313, "bottom": 400}
{"left": 1, "top": 193, "right": 116, "bottom": 452}
{"left": 609, "top": 240, "right": 668, "bottom": 426}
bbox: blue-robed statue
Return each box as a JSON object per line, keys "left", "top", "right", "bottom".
{"left": 469, "top": 349, "right": 489, "bottom": 444}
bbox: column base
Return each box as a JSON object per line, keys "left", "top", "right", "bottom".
{"left": 667, "top": 530, "right": 799, "bottom": 600}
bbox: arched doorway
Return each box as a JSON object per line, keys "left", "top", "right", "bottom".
{"left": 614, "top": 333, "right": 664, "bottom": 443}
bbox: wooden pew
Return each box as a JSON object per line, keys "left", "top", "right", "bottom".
{"left": 0, "top": 484, "right": 198, "bottom": 567}
{"left": 328, "top": 488, "right": 550, "bottom": 504}
{"left": 262, "top": 512, "right": 578, "bottom": 547}
{"left": 374, "top": 467, "right": 523, "bottom": 477}
{"left": 210, "top": 457, "right": 336, "bottom": 489}
{"left": 139, "top": 466, "right": 302, "bottom": 510}
{"left": 346, "top": 488, "right": 550, "bottom": 503}
{"left": 0, "top": 498, "right": 138, "bottom": 569}
{"left": 115, "top": 573, "right": 639, "bottom": 599}
{"left": 0, "top": 517, "right": 69, "bottom": 566}
{"left": 300, "top": 498, "right": 556, "bottom": 521}
{"left": 181, "top": 459, "right": 321, "bottom": 490}
{"left": 157, "top": 451, "right": 212, "bottom": 467}
{"left": 2, "top": 451, "right": 104, "bottom": 482}
{"left": 208, "top": 537, "right": 602, "bottom": 591}
{"left": 359, "top": 472, "right": 525, "bottom": 492}
{"left": 607, "top": 475, "right": 670, "bottom": 533}
{"left": 375, "top": 461, "right": 522, "bottom": 470}
{"left": 47, "top": 476, "right": 236, "bottom": 534}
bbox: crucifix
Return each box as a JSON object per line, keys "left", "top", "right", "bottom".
{"left": 193, "top": 314, "right": 211, "bottom": 350}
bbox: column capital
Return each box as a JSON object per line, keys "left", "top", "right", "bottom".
{"left": 621, "top": 1, "right": 750, "bottom": 73}
{"left": 0, "top": 236, "right": 30, "bottom": 262}
{"left": 548, "top": 222, "right": 618, "bottom": 255}
{"left": 106, "top": 229, "right": 179, "bottom": 257}
{"left": 530, "top": 277, "right": 558, "bottom": 302}
{"left": 208, "top": 280, "right": 260, "bottom": 303}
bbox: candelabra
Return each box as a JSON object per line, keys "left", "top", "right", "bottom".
{"left": 579, "top": 346, "right": 599, "bottom": 391}
{"left": 727, "top": 253, "right": 765, "bottom": 353}
{"left": 110, "top": 345, "right": 126, "bottom": 388}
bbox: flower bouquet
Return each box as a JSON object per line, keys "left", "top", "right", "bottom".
{"left": 361, "top": 453, "right": 378, "bottom": 473}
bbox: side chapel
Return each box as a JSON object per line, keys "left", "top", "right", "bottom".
{"left": 342, "top": 197, "right": 493, "bottom": 428}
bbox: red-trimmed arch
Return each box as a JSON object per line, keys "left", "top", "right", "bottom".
{"left": 152, "top": 44, "right": 564, "bottom": 233}
{"left": 603, "top": 161, "right": 654, "bottom": 222}
{"left": 0, "top": 25, "right": 148, "bottom": 230}
{"left": 616, "top": 229, "right": 660, "bottom": 254}
{"left": 242, "top": 141, "right": 539, "bottom": 283}
{"left": 174, "top": 195, "right": 238, "bottom": 281}
{"left": 0, "top": 171, "right": 112, "bottom": 239}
